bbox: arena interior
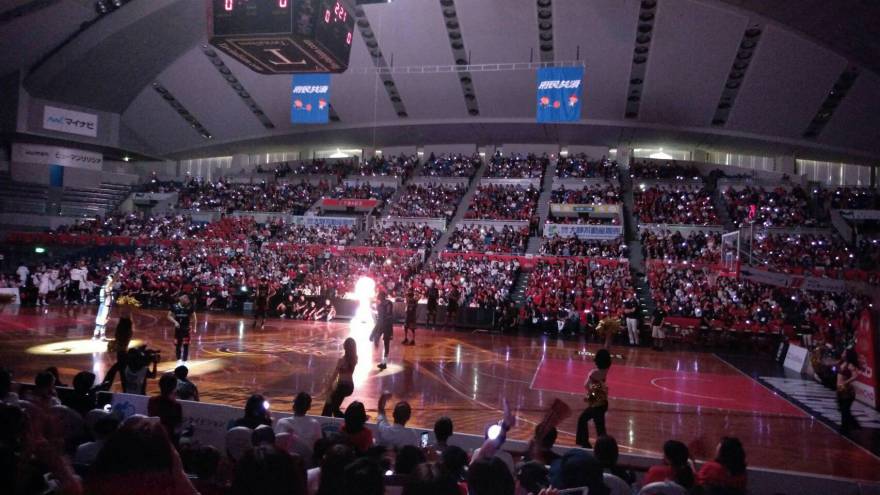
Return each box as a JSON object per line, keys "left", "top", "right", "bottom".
{"left": 1, "top": 1, "right": 880, "bottom": 494}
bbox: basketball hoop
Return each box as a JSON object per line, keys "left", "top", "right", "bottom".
{"left": 704, "top": 267, "right": 718, "bottom": 287}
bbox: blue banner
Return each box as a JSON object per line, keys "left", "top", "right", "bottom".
{"left": 536, "top": 67, "right": 584, "bottom": 123}
{"left": 291, "top": 74, "right": 331, "bottom": 124}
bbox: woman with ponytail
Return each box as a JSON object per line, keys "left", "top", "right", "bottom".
{"left": 642, "top": 440, "right": 695, "bottom": 490}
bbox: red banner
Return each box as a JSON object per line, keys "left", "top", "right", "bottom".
{"left": 320, "top": 198, "right": 379, "bottom": 209}
{"left": 854, "top": 309, "right": 878, "bottom": 408}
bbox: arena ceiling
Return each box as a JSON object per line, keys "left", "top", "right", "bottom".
{"left": 3, "top": 0, "right": 880, "bottom": 163}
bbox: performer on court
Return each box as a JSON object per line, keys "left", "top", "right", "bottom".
{"left": 575, "top": 348, "right": 612, "bottom": 448}
{"left": 373, "top": 291, "right": 394, "bottom": 370}
{"left": 252, "top": 278, "right": 272, "bottom": 329}
{"left": 322, "top": 337, "right": 357, "bottom": 417}
{"left": 651, "top": 305, "right": 668, "bottom": 351}
{"left": 837, "top": 348, "right": 862, "bottom": 433}
{"left": 403, "top": 288, "right": 417, "bottom": 345}
{"left": 426, "top": 283, "right": 439, "bottom": 328}
{"left": 624, "top": 293, "right": 640, "bottom": 346}
{"left": 167, "top": 295, "right": 197, "bottom": 363}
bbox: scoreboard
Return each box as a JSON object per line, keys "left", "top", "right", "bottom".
{"left": 208, "top": 0, "right": 355, "bottom": 74}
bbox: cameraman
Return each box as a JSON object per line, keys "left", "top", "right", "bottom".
{"left": 167, "top": 294, "right": 197, "bottom": 362}
{"left": 122, "top": 346, "right": 159, "bottom": 395}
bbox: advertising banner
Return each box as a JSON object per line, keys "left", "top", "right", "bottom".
{"left": 291, "top": 74, "right": 330, "bottom": 124}
{"left": 303, "top": 216, "right": 357, "bottom": 227}
{"left": 43, "top": 105, "right": 98, "bottom": 137}
{"left": 543, "top": 223, "right": 623, "bottom": 240}
{"left": 11, "top": 143, "right": 103, "bottom": 170}
{"left": 854, "top": 309, "right": 878, "bottom": 408}
{"left": 536, "top": 67, "right": 584, "bottom": 123}
{"left": 739, "top": 266, "right": 846, "bottom": 293}
{"left": 321, "top": 198, "right": 379, "bottom": 210}
{"left": 550, "top": 203, "right": 620, "bottom": 215}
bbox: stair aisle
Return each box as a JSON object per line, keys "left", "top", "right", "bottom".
{"left": 510, "top": 270, "right": 532, "bottom": 305}
{"left": 428, "top": 159, "right": 488, "bottom": 260}
{"left": 619, "top": 165, "right": 655, "bottom": 314}
{"left": 351, "top": 158, "right": 426, "bottom": 246}
{"left": 527, "top": 157, "right": 557, "bottom": 255}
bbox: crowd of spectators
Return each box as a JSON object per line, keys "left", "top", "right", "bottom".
{"left": 351, "top": 155, "right": 419, "bottom": 178}
{"left": 363, "top": 223, "right": 441, "bottom": 251}
{"left": 273, "top": 223, "right": 357, "bottom": 246}
{"left": 723, "top": 186, "right": 817, "bottom": 228}
{"left": 630, "top": 160, "right": 701, "bottom": 180}
{"left": 555, "top": 154, "right": 619, "bottom": 180}
{"left": 416, "top": 257, "right": 520, "bottom": 309}
{"left": 177, "top": 179, "right": 332, "bottom": 215}
{"left": 57, "top": 212, "right": 202, "bottom": 239}
{"left": 385, "top": 184, "right": 467, "bottom": 219}
{"left": 465, "top": 184, "right": 539, "bottom": 220}
{"left": 300, "top": 252, "right": 424, "bottom": 300}
{"left": 640, "top": 230, "right": 721, "bottom": 263}
{"left": 525, "top": 260, "right": 632, "bottom": 317}
{"left": 634, "top": 185, "right": 719, "bottom": 225}
{"left": 817, "top": 186, "right": 880, "bottom": 210}
{"left": 546, "top": 214, "right": 621, "bottom": 225}
{"left": 749, "top": 232, "right": 857, "bottom": 273}
{"left": 0, "top": 362, "right": 755, "bottom": 495}
{"left": 330, "top": 182, "right": 396, "bottom": 202}
{"left": 540, "top": 237, "right": 627, "bottom": 258}
{"left": 550, "top": 183, "right": 620, "bottom": 205}
{"left": 485, "top": 153, "right": 547, "bottom": 179}
{"left": 421, "top": 153, "right": 481, "bottom": 178}
{"left": 445, "top": 225, "right": 529, "bottom": 254}
{"left": 257, "top": 159, "right": 351, "bottom": 178}
{"left": 647, "top": 263, "right": 870, "bottom": 340}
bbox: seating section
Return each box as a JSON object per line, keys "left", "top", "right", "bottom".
{"left": 385, "top": 183, "right": 466, "bottom": 219}
{"left": 630, "top": 160, "right": 701, "bottom": 180}
{"left": 555, "top": 154, "right": 619, "bottom": 179}
{"left": 446, "top": 225, "right": 529, "bottom": 254}
{"left": 330, "top": 182, "right": 396, "bottom": 202}
{"left": 525, "top": 260, "right": 632, "bottom": 315}
{"left": 417, "top": 257, "right": 520, "bottom": 308}
{"left": 723, "top": 185, "right": 815, "bottom": 227}
{"left": 486, "top": 153, "right": 547, "bottom": 178}
{"left": 550, "top": 183, "right": 621, "bottom": 205}
{"left": 465, "top": 184, "right": 539, "bottom": 220}
{"left": 351, "top": 154, "right": 418, "bottom": 178}
{"left": 363, "top": 223, "right": 441, "bottom": 250}
{"left": 421, "top": 153, "right": 481, "bottom": 178}
{"left": 640, "top": 230, "right": 721, "bottom": 263}
{"left": 540, "top": 237, "right": 627, "bottom": 258}
{"left": 634, "top": 185, "right": 718, "bottom": 225}
{"left": 177, "top": 179, "right": 332, "bottom": 214}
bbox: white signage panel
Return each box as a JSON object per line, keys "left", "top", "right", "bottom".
{"left": 11, "top": 143, "right": 103, "bottom": 170}
{"left": 43, "top": 105, "right": 98, "bottom": 137}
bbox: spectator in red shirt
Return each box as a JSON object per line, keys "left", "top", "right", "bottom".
{"left": 642, "top": 440, "right": 695, "bottom": 490}
{"left": 341, "top": 401, "right": 373, "bottom": 453}
{"left": 697, "top": 437, "right": 747, "bottom": 493}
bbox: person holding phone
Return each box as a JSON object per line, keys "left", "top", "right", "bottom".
{"left": 575, "top": 349, "right": 612, "bottom": 449}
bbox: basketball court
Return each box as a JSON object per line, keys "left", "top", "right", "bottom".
{"left": 1, "top": 305, "right": 878, "bottom": 482}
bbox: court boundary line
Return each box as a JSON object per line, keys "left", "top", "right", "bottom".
{"left": 713, "top": 353, "right": 880, "bottom": 462}
{"left": 530, "top": 356, "right": 807, "bottom": 418}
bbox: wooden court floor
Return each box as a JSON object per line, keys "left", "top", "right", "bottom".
{"left": 0, "top": 305, "right": 878, "bottom": 482}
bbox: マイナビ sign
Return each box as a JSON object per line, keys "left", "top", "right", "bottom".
{"left": 42, "top": 105, "right": 99, "bottom": 138}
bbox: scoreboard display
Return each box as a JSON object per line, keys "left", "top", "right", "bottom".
{"left": 208, "top": 0, "right": 355, "bottom": 74}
